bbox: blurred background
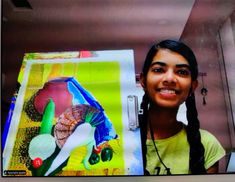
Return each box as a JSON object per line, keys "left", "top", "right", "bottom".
{"left": 1, "top": 0, "right": 235, "bottom": 173}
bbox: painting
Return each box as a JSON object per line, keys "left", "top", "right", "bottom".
{"left": 2, "top": 50, "right": 144, "bottom": 176}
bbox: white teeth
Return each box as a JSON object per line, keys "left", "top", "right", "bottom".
{"left": 160, "top": 89, "right": 176, "bottom": 94}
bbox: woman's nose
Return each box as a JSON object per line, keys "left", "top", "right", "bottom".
{"left": 163, "top": 70, "right": 176, "bottom": 84}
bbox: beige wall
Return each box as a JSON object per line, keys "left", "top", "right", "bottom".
{"left": 219, "top": 14, "right": 235, "bottom": 148}
{"left": 180, "top": 9, "right": 234, "bottom": 173}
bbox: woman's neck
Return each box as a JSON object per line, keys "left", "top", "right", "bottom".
{"left": 147, "top": 105, "right": 183, "bottom": 140}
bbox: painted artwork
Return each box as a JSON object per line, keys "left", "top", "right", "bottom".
{"left": 2, "top": 50, "right": 144, "bottom": 176}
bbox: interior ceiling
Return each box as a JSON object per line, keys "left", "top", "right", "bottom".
{"left": 2, "top": 0, "right": 235, "bottom": 102}
{"left": 2, "top": 0, "right": 195, "bottom": 71}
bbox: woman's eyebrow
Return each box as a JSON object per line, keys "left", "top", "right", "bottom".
{"left": 150, "top": 61, "right": 190, "bottom": 69}
{"left": 176, "top": 64, "right": 190, "bottom": 69}
{"left": 150, "top": 61, "right": 166, "bottom": 67}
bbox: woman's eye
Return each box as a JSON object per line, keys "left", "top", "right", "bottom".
{"left": 177, "top": 69, "right": 190, "bottom": 76}
{"left": 152, "top": 67, "right": 164, "bottom": 73}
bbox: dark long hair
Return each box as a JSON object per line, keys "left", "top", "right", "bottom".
{"left": 140, "top": 39, "right": 206, "bottom": 174}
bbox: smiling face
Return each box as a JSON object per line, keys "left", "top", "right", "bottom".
{"left": 141, "top": 48, "right": 198, "bottom": 109}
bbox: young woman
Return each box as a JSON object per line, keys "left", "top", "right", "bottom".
{"left": 139, "top": 40, "right": 225, "bottom": 175}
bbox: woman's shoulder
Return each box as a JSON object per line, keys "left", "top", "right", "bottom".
{"left": 199, "top": 129, "right": 220, "bottom": 144}
{"left": 199, "top": 129, "right": 225, "bottom": 169}
{"left": 199, "top": 129, "right": 215, "bottom": 137}
{"left": 199, "top": 128, "right": 225, "bottom": 154}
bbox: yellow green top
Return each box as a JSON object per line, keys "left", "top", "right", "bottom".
{"left": 146, "top": 127, "right": 225, "bottom": 175}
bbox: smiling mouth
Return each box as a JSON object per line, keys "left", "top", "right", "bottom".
{"left": 157, "top": 88, "right": 180, "bottom": 94}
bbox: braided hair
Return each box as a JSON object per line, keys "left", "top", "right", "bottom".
{"left": 140, "top": 39, "right": 206, "bottom": 174}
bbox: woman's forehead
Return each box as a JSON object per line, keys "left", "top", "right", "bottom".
{"left": 152, "top": 49, "right": 189, "bottom": 66}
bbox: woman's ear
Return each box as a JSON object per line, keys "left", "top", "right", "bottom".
{"left": 140, "top": 73, "right": 146, "bottom": 90}
{"left": 191, "top": 80, "right": 198, "bottom": 92}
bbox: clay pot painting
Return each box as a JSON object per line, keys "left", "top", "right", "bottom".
{"left": 25, "top": 78, "right": 73, "bottom": 121}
